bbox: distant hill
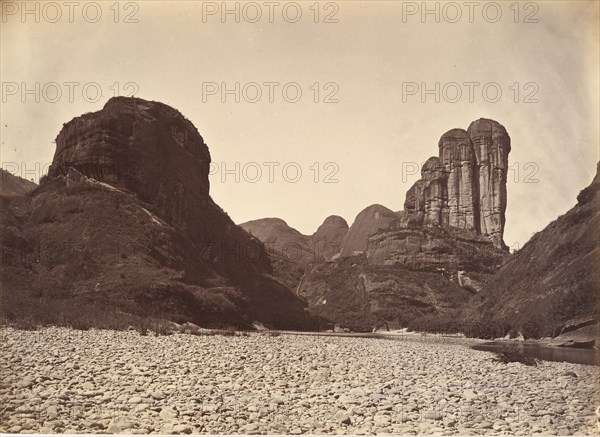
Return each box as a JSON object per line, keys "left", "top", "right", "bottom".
{"left": 340, "top": 204, "right": 400, "bottom": 256}
{"left": 311, "top": 215, "right": 349, "bottom": 259}
{"left": 240, "top": 218, "right": 315, "bottom": 265}
{"left": 241, "top": 206, "right": 401, "bottom": 267}
{"left": 240, "top": 215, "right": 349, "bottom": 291}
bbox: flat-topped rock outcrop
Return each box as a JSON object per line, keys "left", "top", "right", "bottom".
{"left": 3, "top": 97, "right": 313, "bottom": 330}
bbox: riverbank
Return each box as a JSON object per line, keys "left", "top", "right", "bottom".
{"left": 1, "top": 327, "right": 598, "bottom": 435}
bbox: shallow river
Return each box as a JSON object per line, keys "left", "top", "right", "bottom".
{"left": 271, "top": 330, "right": 599, "bottom": 366}
{"left": 471, "top": 341, "right": 599, "bottom": 366}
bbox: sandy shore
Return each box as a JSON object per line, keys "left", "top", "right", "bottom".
{"left": 1, "top": 327, "right": 598, "bottom": 435}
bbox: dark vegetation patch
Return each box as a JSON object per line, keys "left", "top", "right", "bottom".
{"left": 492, "top": 347, "right": 539, "bottom": 366}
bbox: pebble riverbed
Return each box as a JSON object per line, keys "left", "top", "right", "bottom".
{"left": 1, "top": 327, "right": 598, "bottom": 435}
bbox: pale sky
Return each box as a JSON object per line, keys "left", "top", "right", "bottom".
{"left": 1, "top": 0, "right": 599, "bottom": 250}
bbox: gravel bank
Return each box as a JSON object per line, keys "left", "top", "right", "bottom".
{"left": 1, "top": 327, "right": 598, "bottom": 435}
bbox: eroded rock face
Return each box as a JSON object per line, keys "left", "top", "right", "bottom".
{"left": 439, "top": 128, "right": 478, "bottom": 232}
{"left": 467, "top": 119, "right": 511, "bottom": 248}
{"left": 404, "top": 157, "right": 447, "bottom": 228}
{"left": 404, "top": 119, "right": 510, "bottom": 249}
{"left": 299, "top": 253, "right": 477, "bottom": 332}
{"left": 49, "top": 97, "right": 212, "bottom": 240}
{"left": 48, "top": 97, "right": 280, "bottom": 277}
{"left": 3, "top": 97, "right": 313, "bottom": 330}
{"left": 301, "top": 120, "right": 512, "bottom": 330}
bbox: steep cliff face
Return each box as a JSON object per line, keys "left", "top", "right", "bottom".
{"left": 404, "top": 118, "right": 510, "bottom": 249}
{"left": 300, "top": 119, "right": 511, "bottom": 330}
{"left": 438, "top": 128, "right": 478, "bottom": 232}
{"left": 366, "top": 225, "right": 506, "bottom": 276}
{"left": 298, "top": 253, "right": 475, "bottom": 332}
{"left": 404, "top": 157, "right": 446, "bottom": 227}
{"left": 3, "top": 97, "right": 312, "bottom": 329}
{"left": 49, "top": 97, "right": 212, "bottom": 242}
{"left": 467, "top": 119, "right": 511, "bottom": 248}
{"left": 300, "top": 223, "right": 508, "bottom": 331}
{"left": 368, "top": 119, "right": 511, "bottom": 277}
{"left": 462, "top": 163, "right": 600, "bottom": 338}
{"left": 47, "top": 97, "right": 277, "bottom": 277}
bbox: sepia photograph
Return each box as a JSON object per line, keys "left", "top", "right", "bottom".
{"left": 1, "top": 0, "right": 599, "bottom": 435}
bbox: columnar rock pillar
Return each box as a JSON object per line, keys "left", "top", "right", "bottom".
{"left": 403, "top": 157, "right": 447, "bottom": 228}
{"left": 421, "top": 157, "right": 447, "bottom": 227}
{"left": 402, "top": 119, "right": 510, "bottom": 249}
{"left": 438, "top": 129, "right": 479, "bottom": 232}
{"left": 467, "top": 119, "right": 511, "bottom": 249}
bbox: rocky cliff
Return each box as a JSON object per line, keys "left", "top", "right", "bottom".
{"left": 2, "top": 97, "right": 312, "bottom": 330}
{"left": 404, "top": 119, "right": 510, "bottom": 249}
{"left": 299, "top": 119, "right": 511, "bottom": 331}
{"left": 468, "top": 119, "right": 511, "bottom": 248}
{"left": 49, "top": 97, "right": 213, "bottom": 244}
{"left": 300, "top": 223, "right": 508, "bottom": 331}
{"left": 237, "top": 119, "right": 512, "bottom": 331}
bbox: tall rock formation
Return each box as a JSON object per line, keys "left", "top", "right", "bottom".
{"left": 404, "top": 118, "right": 510, "bottom": 249}
{"left": 216, "top": 119, "right": 512, "bottom": 331}
{"left": 3, "top": 97, "right": 312, "bottom": 329}
{"left": 467, "top": 119, "right": 511, "bottom": 248}
{"left": 438, "top": 128, "right": 478, "bottom": 231}
{"left": 404, "top": 157, "right": 446, "bottom": 227}
{"left": 48, "top": 97, "right": 213, "bottom": 244}
{"left": 300, "top": 119, "right": 512, "bottom": 331}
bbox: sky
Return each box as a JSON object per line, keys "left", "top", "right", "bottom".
{"left": 1, "top": 0, "right": 599, "bottom": 250}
